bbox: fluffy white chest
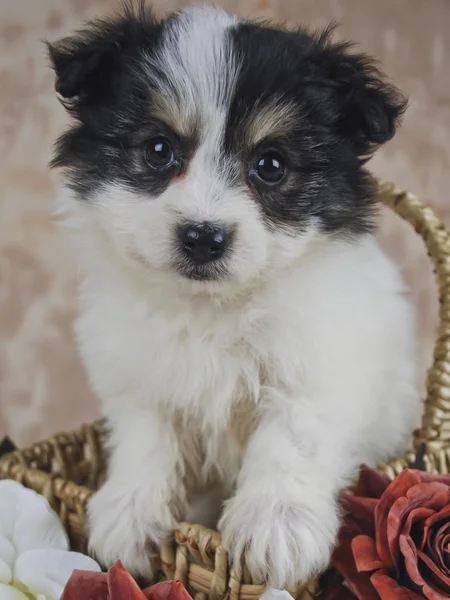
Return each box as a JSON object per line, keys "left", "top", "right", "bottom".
{"left": 77, "top": 278, "right": 264, "bottom": 432}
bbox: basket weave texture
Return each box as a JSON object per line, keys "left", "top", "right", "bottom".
{"left": 1, "top": 180, "right": 450, "bottom": 600}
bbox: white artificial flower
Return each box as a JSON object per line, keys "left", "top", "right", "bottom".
{"left": 0, "top": 480, "right": 101, "bottom": 600}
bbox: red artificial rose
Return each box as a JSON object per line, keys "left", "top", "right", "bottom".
{"left": 146, "top": 580, "right": 193, "bottom": 600}
{"left": 326, "top": 467, "right": 450, "bottom": 600}
{"left": 61, "top": 561, "right": 193, "bottom": 600}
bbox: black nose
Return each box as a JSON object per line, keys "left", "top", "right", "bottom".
{"left": 178, "top": 222, "right": 230, "bottom": 264}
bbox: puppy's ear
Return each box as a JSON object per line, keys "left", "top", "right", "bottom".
{"left": 47, "top": 21, "right": 124, "bottom": 104}
{"left": 317, "top": 33, "right": 407, "bottom": 156}
{"left": 47, "top": 6, "right": 161, "bottom": 110}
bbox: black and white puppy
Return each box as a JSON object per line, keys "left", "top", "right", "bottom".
{"left": 49, "top": 4, "right": 420, "bottom": 588}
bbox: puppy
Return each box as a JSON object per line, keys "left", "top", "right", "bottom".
{"left": 49, "top": 4, "right": 420, "bottom": 588}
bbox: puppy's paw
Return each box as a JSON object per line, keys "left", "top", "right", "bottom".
{"left": 219, "top": 487, "right": 339, "bottom": 588}
{"left": 88, "top": 479, "right": 175, "bottom": 579}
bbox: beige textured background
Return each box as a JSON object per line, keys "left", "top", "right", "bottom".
{"left": 0, "top": 0, "right": 449, "bottom": 446}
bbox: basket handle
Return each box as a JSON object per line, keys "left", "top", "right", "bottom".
{"left": 377, "top": 180, "right": 450, "bottom": 451}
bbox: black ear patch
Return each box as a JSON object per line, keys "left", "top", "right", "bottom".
{"left": 47, "top": 5, "right": 162, "bottom": 110}
{"left": 318, "top": 34, "right": 407, "bottom": 156}
{"left": 48, "top": 30, "right": 122, "bottom": 101}
{"left": 48, "top": 31, "right": 120, "bottom": 99}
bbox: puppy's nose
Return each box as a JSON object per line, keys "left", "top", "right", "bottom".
{"left": 178, "top": 222, "right": 230, "bottom": 264}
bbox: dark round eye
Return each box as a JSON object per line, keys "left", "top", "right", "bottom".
{"left": 145, "top": 138, "right": 174, "bottom": 169}
{"left": 255, "top": 151, "right": 285, "bottom": 183}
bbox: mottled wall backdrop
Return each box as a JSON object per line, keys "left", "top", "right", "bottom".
{"left": 0, "top": 0, "right": 449, "bottom": 445}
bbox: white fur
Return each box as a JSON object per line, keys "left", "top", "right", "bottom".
{"left": 59, "top": 6, "right": 420, "bottom": 589}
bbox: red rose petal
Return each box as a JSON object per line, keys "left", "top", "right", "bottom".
{"left": 422, "top": 584, "right": 450, "bottom": 600}
{"left": 415, "top": 472, "right": 450, "bottom": 486}
{"left": 332, "top": 496, "right": 381, "bottom": 598}
{"left": 397, "top": 489, "right": 450, "bottom": 598}
{"left": 342, "top": 495, "right": 379, "bottom": 539}
{"left": 384, "top": 482, "right": 450, "bottom": 571}
{"left": 387, "top": 498, "right": 432, "bottom": 570}
{"left": 61, "top": 570, "right": 109, "bottom": 600}
{"left": 332, "top": 540, "right": 382, "bottom": 599}
{"left": 417, "top": 550, "right": 450, "bottom": 594}
{"left": 405, "top": 484, "right": 450, "bottom": 515}
{"left": 375, "top": 470, "right": 422, "bottom": 569}
{"left": 399, "top": 530, "right": 420, "bottom": 583}
{"left": 370, "top": 570, "right": 423, "bottom": 600}
{"left": 399, "top": 534, "right": 450, "bottom": 599}
{"left": 356, "top": 466, "right": 390, "bottom": 499}
{"left": 442, "top": 532, "right": 450, "bottom": 569}
{"left": 337, "top": 470, "right": 450, "bottom": 600}
{"left": 352, "top": 535, "right": 385, "bottom": 573}
{"left": 423, "top": 505, "right": 450, "bottom": 570}
{"left": 402, "top": 506, "right": 435, "bottom": 539}
{"left": 143, "top": 580, "right": 193, "bottom": 600}
{"left": 107, "top": 561, "right": 147, "bottom": 600}
{"left": 428, "top": 523, "right": 450, "bottom": 574}
{"left": 399, "top": 508, "right": 450, "bottom": 593}
{"left": 397, "top": 505, "right": 435, "bottom": 569}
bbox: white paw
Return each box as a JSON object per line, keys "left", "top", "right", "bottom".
{"left": 219, "top": 487, "right": 339, "bottom": 588}
{"left": 87, "top": 479, "right": 175, "bottom": 579}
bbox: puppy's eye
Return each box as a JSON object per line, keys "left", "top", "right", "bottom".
{"left": 145, "top": 138, "right": 174, "bottom": 169}
{"left": 255, "top": 151, "right": 285, "bottom": 183}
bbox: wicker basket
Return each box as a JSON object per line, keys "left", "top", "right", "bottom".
{"left": 1, "top": 180, "right": 450, "bottom": 600}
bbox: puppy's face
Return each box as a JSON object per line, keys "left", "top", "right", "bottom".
{"left": 50, "top": 6, "right": 405, "bottom": 290}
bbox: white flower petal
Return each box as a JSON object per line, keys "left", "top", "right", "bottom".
{"left": 14, "top": 548, "right": 101, "bottom": 600}
{"left": 0, "top": 535, "right": 15, "bottom": 583}
{"left": 0, "top": 558, "right": 12, "bottom": 586}
{"left": 0, "top": 482, "right": 21, "bottom": 540}
{"left": 0, "top": 480, "right": 68, "bottom": 554}
{"left": 260, "top": 590, "right": 294, "bottom": 600}
{"left": 0, "top": 583, "right": 30, "bottom": 600}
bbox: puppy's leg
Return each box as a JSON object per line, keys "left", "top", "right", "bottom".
{"left": 219, "top": 401, "right": 352, "bottom": 589}
{"left": 88, "top": 408, "right": 184, "bottom": 579}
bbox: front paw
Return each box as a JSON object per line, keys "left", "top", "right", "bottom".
{"left": 219, "top": 488, "right": 339, "bottom": 588}
{"left": 88, "top": 479, "right": 175, "bottom": 579}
